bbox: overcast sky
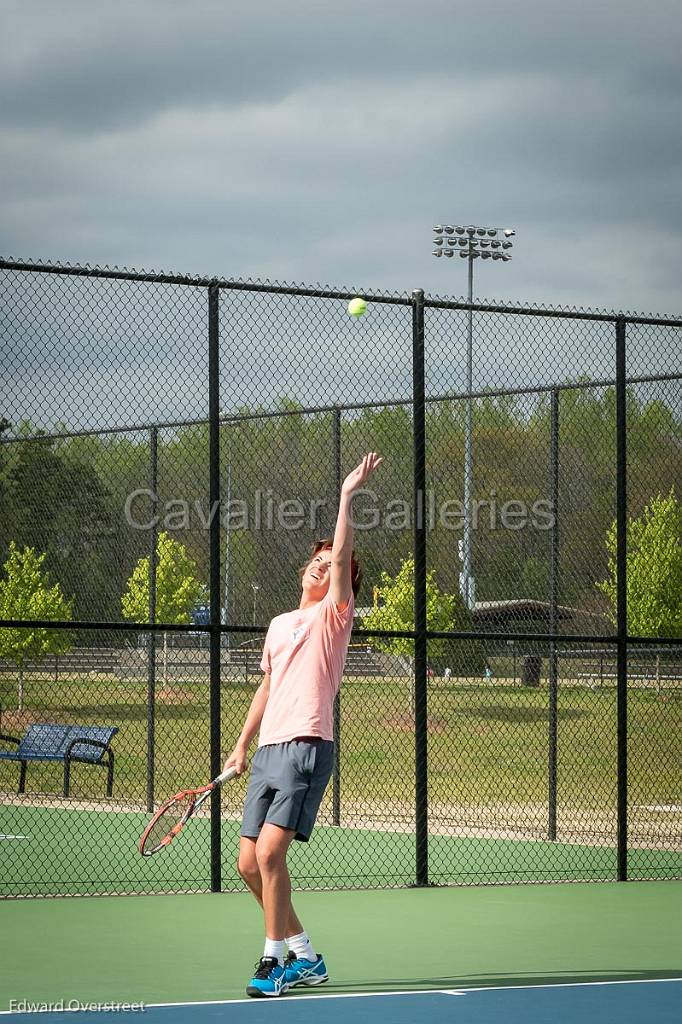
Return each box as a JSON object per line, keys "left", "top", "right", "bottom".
{"left": 2, "top": 0, "right": 681, "bottom": 316}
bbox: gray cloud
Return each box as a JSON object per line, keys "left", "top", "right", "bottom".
{"left": 1, "top": 0, "right": 681, "bottom": 317}
{"left": 3, "top": 2, "right": 681, "bottom": 131}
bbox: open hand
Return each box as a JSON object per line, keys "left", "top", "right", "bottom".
{"left": 341, "top": 452, "right": 383, "bottom": 497}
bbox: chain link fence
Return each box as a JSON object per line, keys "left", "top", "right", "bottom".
{"left": 0, "top": 257, "right": 680, "bottom": 896}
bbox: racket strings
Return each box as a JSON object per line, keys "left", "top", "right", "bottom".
{"left": 143, "top": 794, "right": 194, "bottom": 852}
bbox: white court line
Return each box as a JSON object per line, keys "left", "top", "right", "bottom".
{"left": 145, "top": 989, "right": 455, "bottom": 1009}
{"left": 0, "top": 835, "right": 30, "bottom": 841}
{"left": 140, "top": 976, "right": 682, "bottom": 1008}
{"left": 1, "top": 978, "right": 679, "bottom": 1015}
{"left": 0, "top": 991, "right": 456, "bottom": 1015}
{"left": 441, "top": 976, "right": 682, "bottom": 995}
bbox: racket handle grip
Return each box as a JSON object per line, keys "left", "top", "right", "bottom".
{"left": 215, "top": 765, "right": 238, "bottom": 785}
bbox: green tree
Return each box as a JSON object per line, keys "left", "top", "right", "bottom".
{"left": 121, "top": 531, "right": 205, "bottom": 685}
{"left": 362, "top": 557, "right": 484, "bottom": 689}
{"left": 4, "top": 383, "right": 680, "bottom": 633}
{"left": 598, "top": 490, "right": 682, "bottom": 690}
{"left": 0, "top": 434, "right": 120, "bottom": 622}
{"left": 0, "top": 543, "right": 73, "bottom": 711}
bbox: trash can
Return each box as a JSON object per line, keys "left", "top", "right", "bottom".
{"left": 521, "top": 654, "right": 542, "bottom": 688}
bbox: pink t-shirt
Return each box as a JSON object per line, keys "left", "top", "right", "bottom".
{"left": 258, "top": 592, "right": 355, "bottom": 746}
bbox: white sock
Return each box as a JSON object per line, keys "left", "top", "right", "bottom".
{"left": 263, "top": 938, "right": 285, "bottom": 965}
{"left": 286, "top": 930, "right": 316, "bottom": 962}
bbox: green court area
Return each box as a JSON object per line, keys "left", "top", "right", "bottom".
{"left": 0, "top": 882, "right": 680, "bottom": 1009}
{"left": 1, "top": 803, "right": 680, "bottom": 897}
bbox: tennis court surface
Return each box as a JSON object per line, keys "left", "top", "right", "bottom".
{"left": 2, "top": 983, "right": 681, "bottom": 1023}
{"left": 2, "top": 882, "right": 680, "bottom": 1021}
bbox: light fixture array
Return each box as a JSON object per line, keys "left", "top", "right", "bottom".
{"left": 432, "top": 224, "right": 515, "bottom": 259}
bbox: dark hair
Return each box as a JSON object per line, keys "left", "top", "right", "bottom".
{"left": 298, "top": 538, "right": 363, "bottom": 598}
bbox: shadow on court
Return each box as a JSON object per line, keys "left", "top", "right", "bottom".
{"left": 325, "top": 966, "right": 682, "bottom": 994}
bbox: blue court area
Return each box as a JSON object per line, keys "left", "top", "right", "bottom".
{"left": 3, "top": 981, "right": 680, "bottom": 1023}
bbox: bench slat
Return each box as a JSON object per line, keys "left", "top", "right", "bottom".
{"left": 2, "top": 724, "right": 118, "bottom": 764}
{"left": 67, "top": 727, "right": 118, "bottom": 762}
{"left": 16, "top": 725, "right": 73, "bottom": 758}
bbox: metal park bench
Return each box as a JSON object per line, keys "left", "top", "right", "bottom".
{"left": 0, "top": 724, "right": 119, "bottom": 796}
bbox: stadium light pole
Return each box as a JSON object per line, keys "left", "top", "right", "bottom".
{"left": 432, "top": 224, "right": 515, "bottom": 608}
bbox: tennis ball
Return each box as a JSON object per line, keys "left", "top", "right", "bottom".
{"left": 347, "top": 297, "right": 367, "bottom": 318}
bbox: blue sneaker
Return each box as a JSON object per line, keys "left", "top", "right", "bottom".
{"left": 283, "top": 951, "right": 329, "bottom": 988}
{"left": 246, "top": 956, "right": 286, "bottom": 998}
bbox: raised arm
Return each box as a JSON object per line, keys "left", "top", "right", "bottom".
{"left": 329, "top": 451, "right": 383, "bottom": 608}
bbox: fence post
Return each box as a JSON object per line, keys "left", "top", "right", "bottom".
{"left": 146, "top": 426, "right": 158, "bottom": 813}
{"left": 548, "top": 391, "right": 560, "bottom": 839}
{"left": 224, "top": 457, "right": 231, "bottom": 651}
{"left": 615, "top": 317, "right": 628, "bottom": 881}
{"left": 208, "top": 283, "right": 222, "bottom": 892}
{"left": 412, "top": 289, "right": 429, "bottom": 886}
{"left": 332, "top": 407, "right": 342, "bottom": 826}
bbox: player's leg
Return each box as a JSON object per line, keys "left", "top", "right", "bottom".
{"left": 244, "top": 741, "right": 331, "bottom": 996}
{"left": 237, "top": 836, "right": 263, "bottom": 904}
{"left": 255, "top": 822, "right": 297, "bottom": 938}
{"left": 255, "top": 824, "right": 324, "bottom": 980}
{"left": 237, "top": 835, "right": 304, "bottom": 937}
{"left": 273, "top": 741, "right": 333, "bottom": 989}
{"left": 239, "top": 749, "right": 290, "bottom": 998}
{"left": 243, "top": 824, "right": 295, "bottom": 998}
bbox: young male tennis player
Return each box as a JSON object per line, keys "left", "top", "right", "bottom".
{"left": 223, "top": 452, "right": 382, "bottom": 998}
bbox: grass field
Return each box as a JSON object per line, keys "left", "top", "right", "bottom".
{"left": 1, "top": 672, "right": 679, "bottom": 808}
{"left": 1, "top": 670, "right": 680, "bottom": 894}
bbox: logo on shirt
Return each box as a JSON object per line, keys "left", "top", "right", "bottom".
{"left": 291, "top": 626, "right": 306, "bottom": 644}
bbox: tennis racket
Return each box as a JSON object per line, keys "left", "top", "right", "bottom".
{"left": 138, "top": 765, "right": 238, "bottom": 857}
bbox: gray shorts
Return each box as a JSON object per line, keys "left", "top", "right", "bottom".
{"left": 240, "top": 738, "right": 334, "bottom": 842}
